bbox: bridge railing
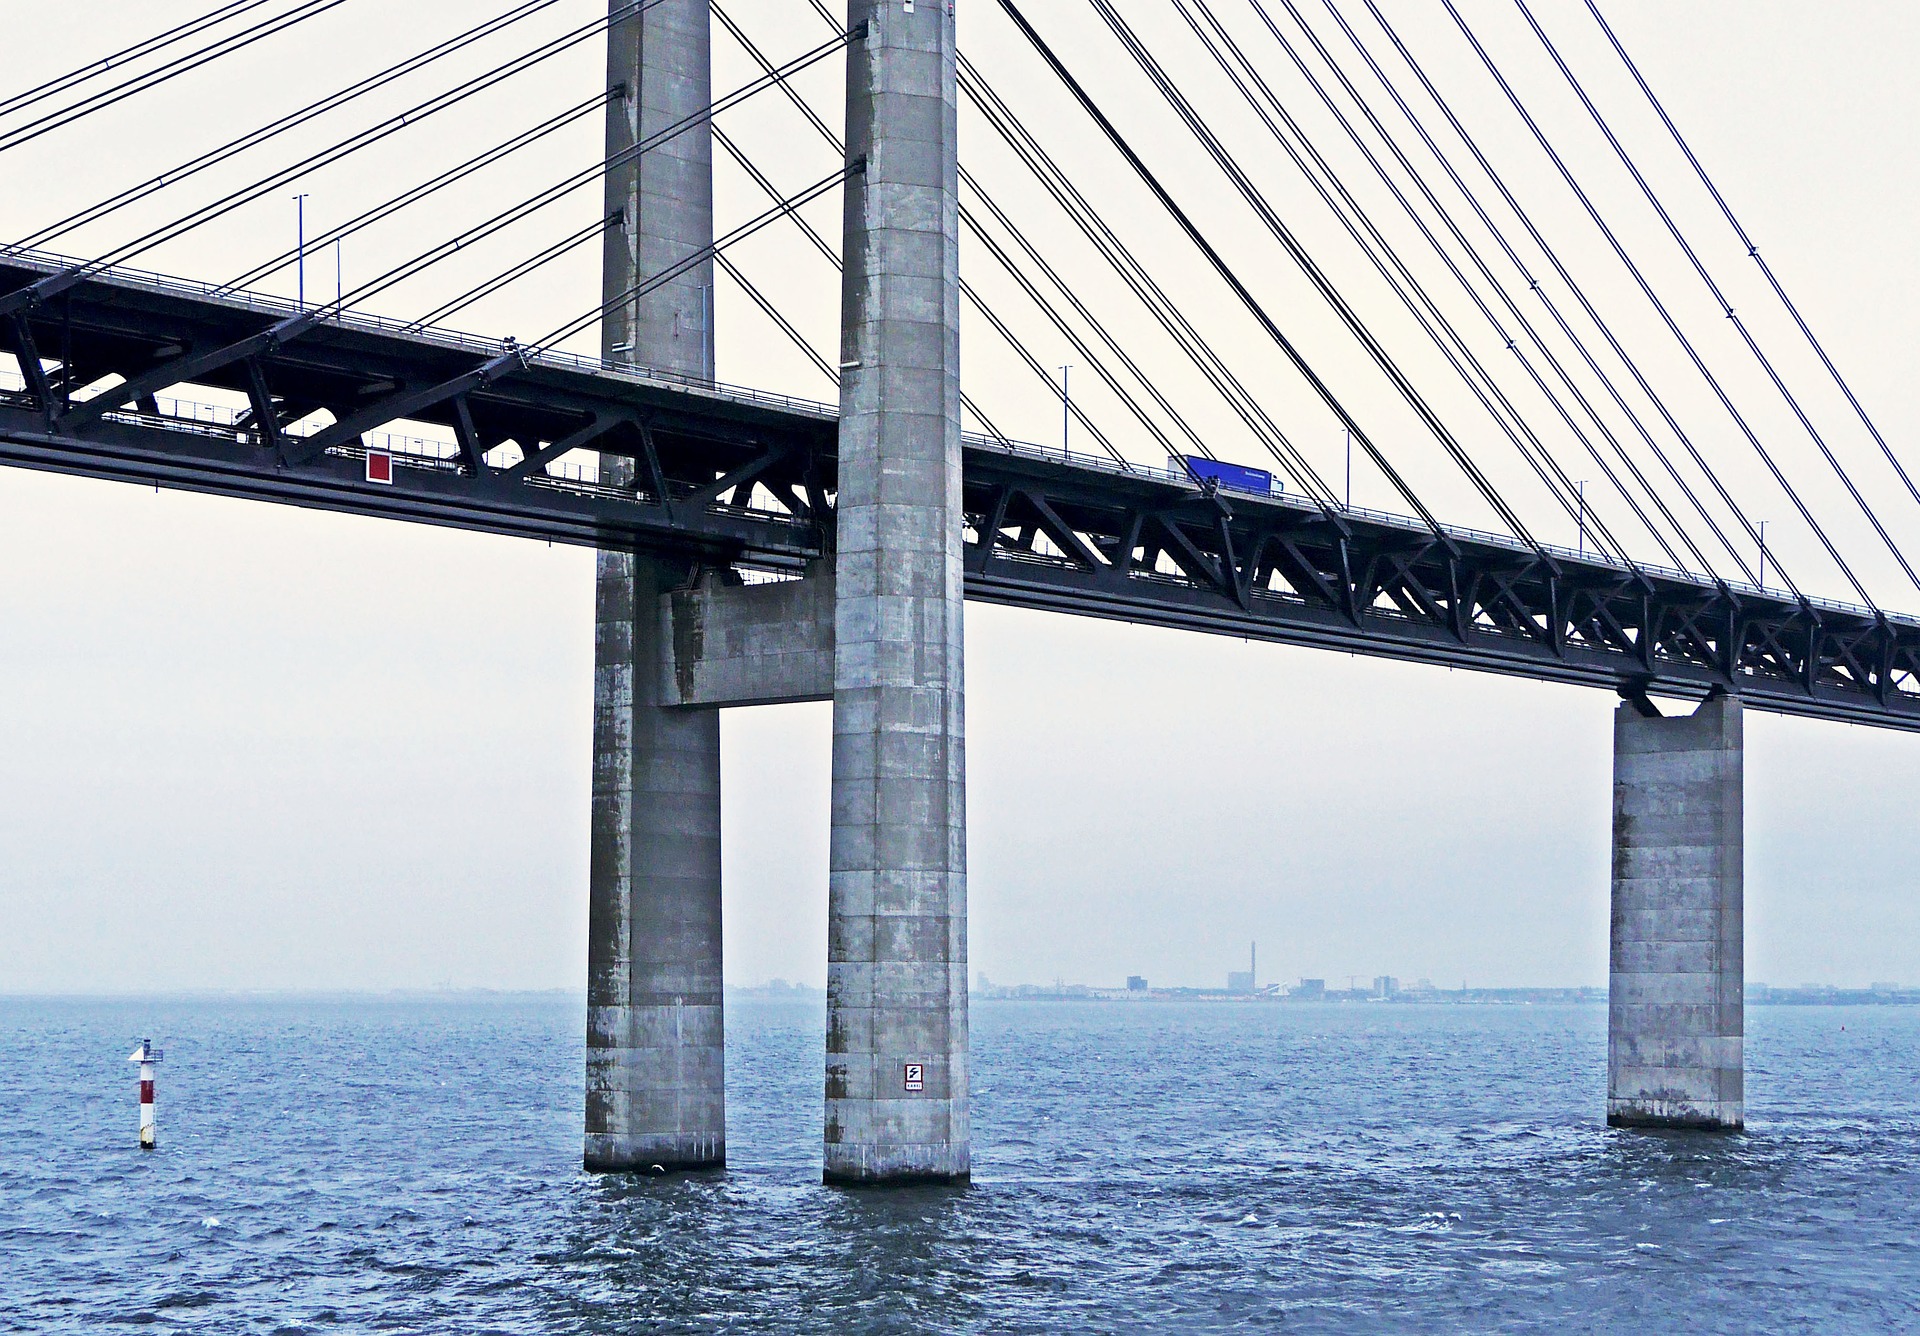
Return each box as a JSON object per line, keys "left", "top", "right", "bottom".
{"left": 958, "top": 427, "right": 1907, "bottom": 622}
{"left": 0, "top": 244, "right": 841, "bottom": 424}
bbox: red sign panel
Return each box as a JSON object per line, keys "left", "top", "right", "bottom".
{"left": 365, "top": 450, "right": 393, "bottom": 485}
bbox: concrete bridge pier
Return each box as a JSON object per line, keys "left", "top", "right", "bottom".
{"left": 584, "top": 0, "right": 725, "bottom": 1173}
{"left": 1608, "top": 690, "right": 1744, "bottom": 1131}
{"left": 823, "top": 0, "right": 971, "bottom": 1185}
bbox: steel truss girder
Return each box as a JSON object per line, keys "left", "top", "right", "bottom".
{"left": 0, "top": 254, "right": 831, "bottom": 560}
{"left": 956, "top": 454, "right": 1920, "bottom": 731}
{"left": 3, "top": 254, "right": 1919, "bottom": 731}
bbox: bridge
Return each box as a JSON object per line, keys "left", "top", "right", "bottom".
{"left": 4, "top": 0, "right": 1916, "bottom": 1181}
{"left": 7, "top": 249, "right": 1911, "bottom": 723}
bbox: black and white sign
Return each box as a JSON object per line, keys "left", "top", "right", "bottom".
{"left": 903, "top": 1063, "right": 925, "bottom": 1092}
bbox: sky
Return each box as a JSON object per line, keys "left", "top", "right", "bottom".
{"left": 3, "top": 1, "right": 1920, "bottom": 994}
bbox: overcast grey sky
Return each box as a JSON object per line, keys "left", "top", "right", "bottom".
{"left": 3, "top": 1, "right": 1919, "bottom": 993}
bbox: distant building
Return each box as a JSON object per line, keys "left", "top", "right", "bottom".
{"left": 1127, "top": 975, "right": 1148, "bottom": 992}
{"left": 1373, "top": 976, "right": 1399, "bottom": 999}
{"left": 1227, "top": 941, "right": 1257, "bottom": 994}
{"left": 1296, "top": 978, "right": 1326, "bottom": 1000}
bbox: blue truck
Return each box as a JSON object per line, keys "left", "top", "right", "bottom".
{"left": 1171, "top": 455, "right": 1276, "bottom": 496}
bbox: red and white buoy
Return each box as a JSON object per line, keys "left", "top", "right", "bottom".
{"left": 128, "top": 1039, "right": 163, "bottom": 1149}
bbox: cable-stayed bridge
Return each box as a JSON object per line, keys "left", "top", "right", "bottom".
{"left": 3, "top": 0, "right": 1915, "bottom": 1181}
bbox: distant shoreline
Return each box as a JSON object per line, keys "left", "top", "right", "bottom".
{"left": 2, "top": 986, "right": 1912, "bottom": 1008}
{"left": 972, "top": 986, "right": 1919, "bottom": 1007}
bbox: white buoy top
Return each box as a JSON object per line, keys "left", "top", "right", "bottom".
{"left": 128, "top": 1041, "right": 163, "bottom": 1063}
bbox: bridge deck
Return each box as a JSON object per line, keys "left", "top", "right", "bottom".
{"left": 3, "top": 249, "right": 1916, "bottom": 729}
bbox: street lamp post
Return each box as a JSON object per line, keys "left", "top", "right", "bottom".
{"left": 293, "top": 194, "right": 309, "bottom": 309}
{"left": 1059, "top": 364, "right": 1072, "bottom": 458}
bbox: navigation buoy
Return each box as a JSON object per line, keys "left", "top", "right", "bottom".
{"left": 128, "top": 1039, "right": 163, "bottom": 1149}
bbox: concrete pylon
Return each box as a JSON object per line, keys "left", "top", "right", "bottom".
{"left": 823, "top": 0, "right": 970, "bottom": 1185}
{"left": 601, "top": 0, "right": 714, "bottom": 382}
{"left": 584, "top": 0, "right": 725, "bottom": 1174}
{"left": 1608, "top": 690, "right": 1744, "bottom": 1131}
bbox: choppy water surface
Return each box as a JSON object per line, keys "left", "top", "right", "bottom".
{"left": 3, "top": 997, "right": 1917, "bottom": 1333}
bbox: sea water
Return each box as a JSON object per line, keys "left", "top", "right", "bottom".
{"left": 3, "top": 996, "right": 1917, "bottom": 1332}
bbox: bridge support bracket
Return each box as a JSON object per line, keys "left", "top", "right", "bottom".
{"left": 662, "top": 564, "right": 835, "bottom": 709}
